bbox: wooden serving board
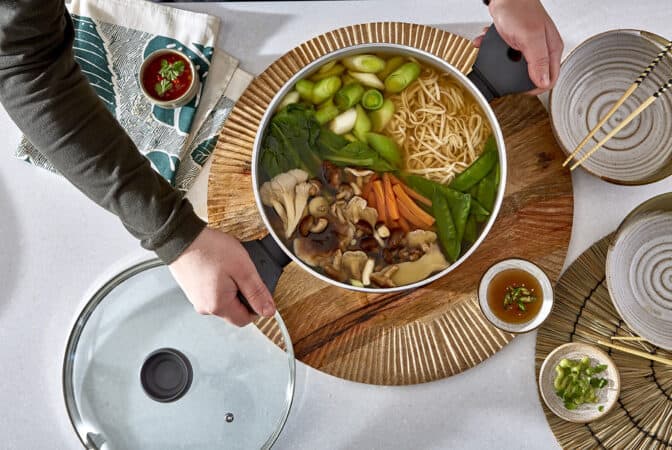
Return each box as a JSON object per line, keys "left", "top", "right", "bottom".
{"left": 207, "top": 23, "right": 574, "bottom": 385}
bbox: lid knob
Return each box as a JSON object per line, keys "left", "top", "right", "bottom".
{"left": 140, "top": 348, "right": 193, "bottom": 403}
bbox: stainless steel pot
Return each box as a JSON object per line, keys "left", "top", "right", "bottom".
{"left": 235, "top": 26, "right": 535, "bottom": 302}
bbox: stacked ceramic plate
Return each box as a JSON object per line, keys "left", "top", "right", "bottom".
{"left": 606, "top": 193, "right": 672, "bottom": 349}
{"left": 550, "top": 29, "right": 672, "bottom": 185}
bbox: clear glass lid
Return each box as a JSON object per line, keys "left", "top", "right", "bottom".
{"left": 63, "top": 260, "right": 294, "bottom": 450}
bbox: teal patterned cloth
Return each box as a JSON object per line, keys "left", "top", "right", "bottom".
{"left": 15, "top": 0, "right": 238, "bottom": 190}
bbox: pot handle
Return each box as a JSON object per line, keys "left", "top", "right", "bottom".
{"left": 237, "top": 234, "right": 291, "bottom": 314}
{"left": 467, "top": 25, "right": 536, "bottom": 101}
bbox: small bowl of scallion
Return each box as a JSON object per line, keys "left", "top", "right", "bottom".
{"left": 538, "top": 342, "right": 620, "bottom": 423}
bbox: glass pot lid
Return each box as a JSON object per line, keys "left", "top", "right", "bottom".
{"left": 63, "top": 259, "right": 295, "bottom": 450}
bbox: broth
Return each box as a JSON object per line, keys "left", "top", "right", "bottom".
{"left": 487, "top": 268, "right": 542, "bottom": 324}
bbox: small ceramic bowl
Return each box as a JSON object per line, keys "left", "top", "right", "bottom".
{"left": 139, "top": 49, "right": 200, "bottom": 108}
{"left": 539, "top": 343, "right": 621, "bottom": 423}
{"left": 550, "top": 29, "right": 672, "bottom": 185}
{"left": 606, "top": 192, "right": 672, "bottom": 350}
{"left": 478, "top": 258, "right": 554, "bottom": 333}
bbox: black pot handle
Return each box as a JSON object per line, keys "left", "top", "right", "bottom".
{"left": 237, "top": 234, "right": 291, "bottom": 314}
{"left": 467, "top": 25, "right": 536, "bottom": 101}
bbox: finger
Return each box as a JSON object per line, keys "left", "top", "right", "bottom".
{"left": 545, "top": 21, "right": 564, "bottom": 87}
{"left": 472, "top": 34, "right": 485, "bottom": 48}
{"left": 213, "top": 297, "right": 256, "bottom": 327}
{"left": 519, "top": 30, "right": 551, "bottom": 90}
{"left": 231, "top": 254, "right": 276, "bottom": 318}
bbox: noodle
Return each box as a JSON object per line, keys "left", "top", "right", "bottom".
{"left": 386, "top": 67, "right": 491, "bottom": 184}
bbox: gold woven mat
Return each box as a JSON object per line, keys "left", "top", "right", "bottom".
{"left": 536, "top": 235, "right": 672, "bottom": 449}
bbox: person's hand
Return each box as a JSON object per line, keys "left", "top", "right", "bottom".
{"left": 474, "top": 0, "right": 563, "bottom": 94}
{"left": 169, "top": 227, "right": 276, "bottom": 326}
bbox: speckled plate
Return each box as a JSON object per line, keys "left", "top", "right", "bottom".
{"left": 606, "top": 193, "right": 672, "bottom": 350}
{"left": 550, "top": 29, "right": 672, "bottom": 185}
{"left": 539, "top": 343, "right": 620, "bottom": 423}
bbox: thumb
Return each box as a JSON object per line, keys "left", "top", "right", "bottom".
{"left": 231, "top": 252, "right": 276, "bottom": 318}
{"left": 520, "top": 33, "right": 551, "bottom": 89}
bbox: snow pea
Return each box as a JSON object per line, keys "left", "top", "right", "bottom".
{"left": 476, "top": 162, "right": 499, "bottom": 212}
{"left": 450, "top": 136, "right": 498, "bottom": 192}
{"left": 403, "top": 174, "right": 489, "bottom": 217}
{"left": 450, "top": 192, "right": 471, "bottom": 245}
{"left": 463, "top": 214, "right": 478, "bottom": 245}
{"left": 432, "top": 191, "right": 460, "bottom": 263}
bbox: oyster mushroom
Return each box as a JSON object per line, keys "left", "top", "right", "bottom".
{"left": 341, "top": 251, "right": 368, "bottom": 281}
{"left": 406, "top": 230, "right": 438, "bottom": 252}
{"left": 293, "top": 236, "right": 338, "bottom": 267}
{"left": 391, "top": 244, "right": 449, "bottom": 286}
{"left": 362, "top": 258, "right": 375, "bottom": 286}
{"left": 370, "top": 265, "right": 398, "bottom": 288}
{"left": 345, "top": 196, "right": 378, "bottom": 228}
{"left": 259, "top": 169, "right": 311, "bottom": 239}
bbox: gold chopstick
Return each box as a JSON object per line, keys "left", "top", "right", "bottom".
{"left": 570, "top": 77, "right": 672, "bottom": 171}
{"left": 597, "top": 339, "right": 672, "bottom": 367}
{"left": 563, "top": 40, "right": 672, "bottom": 168}
{"left": 610, "top": 336, "right": 647, "bottom": 342}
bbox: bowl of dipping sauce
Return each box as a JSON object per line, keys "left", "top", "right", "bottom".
{"left": 139, "top": 49, "right": 200, "bottom": 108}
{"left": 478, "top": 258, "right": 554, "bottom": 333}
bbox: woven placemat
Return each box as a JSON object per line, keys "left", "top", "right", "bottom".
{"left": 536, "top": 235, "right": 672, "bottom": 449}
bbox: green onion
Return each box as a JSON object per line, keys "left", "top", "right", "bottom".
{"left": 312, "top": 76, "right": 342, "bottom": 104}
{"left": 334, "top": 83, "right": 365, "bottom": 110}
{"left": 369, "top": 98, "right": 395, "bottom": 132}
{"left": 384, "top": 61, "right": 421, "bottom": 93}
{"left": 348, "top": 71, "right": 385, "bottom": 89}
{"left": 310, "top": 63, "right": 345, "bottom": 82}
{"left": 315, "top": 99, "right": 340, "bottom": 125}
{"left": 277, "top": 91, "right": 300, "bottom": 110}
{"left": 553, "top": 358, "right": 610, "bottom": 411}
{"left": 361, "top": 89, "right": 384, "bottom": 110}
{"left": 342, "top": 55, "right": 386, "bottom": 73}
{"left": 295, "top": 79, "right": 315, "bottom": 102}
{"left": 377, "top": 56, "right": 406, "bottom": 80}
{"left": 329, "top": 108, "right": 357, "bottom": 135}
{"left": 353, "top": 105, "right": 372, "bottom": 142}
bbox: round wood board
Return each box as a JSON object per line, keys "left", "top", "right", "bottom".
{"left": 536, "top": 235, "right": 672, "bottom": 449}
{"left": 208, "top": 22, "right": 574, "bottom": 385}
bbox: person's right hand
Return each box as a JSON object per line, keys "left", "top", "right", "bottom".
{"left": 474, "top": 0, "right": 564, "bottom": 94}
{"left": 169, "top": 227, "right": 276, "bottom": 327}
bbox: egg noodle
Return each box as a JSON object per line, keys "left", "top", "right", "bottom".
{"left": 386, "top": 67, "right": 491, "bottom": 184}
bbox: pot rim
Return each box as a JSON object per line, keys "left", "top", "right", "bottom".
{"left": 251, "top": 43, "right": 507, "bottom": 293}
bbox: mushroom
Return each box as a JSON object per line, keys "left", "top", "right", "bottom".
{"left": 406, "top": 230, "right": 438, "bottom": 253}
{"left": 345, "top": 196, "right": 378, "bottom": 228}
{"left": 370, "top": 265, "right": 398, "bottom": 288}
{"left": 387, "top": 228, "right": 405, "bottom": 249}
{"left": 341, "top": 251, "right": 368, "bottom": 281}
{"left": 349, "top": 182, "right": 362, "bottom": 196}
{"left": 323, "top": 162, "right": 341, "bottom": 187}
{"left": 308, "top": 179, "right": 322, "bottom": 196}
{"left": 331, "top": 200, "right": 347, "bottom": 223}
{"left": 336, "top": 183, "right": 354, "bottom": 201}
{"left": 362, "top": 258, "right": 375, "bottom": 286}
{"left": 344, "top": 168, "right": 374, "bottom": 189}
{"left": 308, "top": 196, "right": 329, "bottom": 218}
{"left": 391, "top": 244, "right": 449, "bottom": 286}
{"left": 293, "top": 237, "right": 338, "bottom": 267}
{"left": 259, "top": 169, "right": 311, "bottom": 239}
{"left": 299, "top": 216, "right": 329, "bottom": 236}
{"left": 376, "top": 224, "right": 390, "bottom": 238}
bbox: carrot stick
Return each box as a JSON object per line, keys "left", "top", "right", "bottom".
{"left": 362, "top": 181, "right": 373, "bottom": 200}
{"left": 398, "top": 216, "right": 411, "bottom": 233}
{"left": 393, "top": 184, "right": 435, "bottom": 227}
{"left": 400, "top": 183, "right": 431, "bottom": 207}
{"left": 387, "top": 173, "right": 432, "bottom": 206}
{"left": 367, "top": 191, "right": 377, "bottom": 208}
{"left": 382, "top": 174, "right": 400, "bottom": 220}
{"left": 372, "top": 180, "right": 387, "bottom": 223}
{"left": 397, "top": 201, "right": 429, "bottom": 229}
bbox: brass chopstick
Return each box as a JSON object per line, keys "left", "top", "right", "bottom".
{"left": 563, "top": 40, "right": 672, "bottom": 168}
{"left": 597, "top": 339, "right": 672, "bottom": 367}
{"left": 610, "top": 336, "right": 647, "bottom": 342}
{"left": 570, "top": 77, "right": 672, "bottom": 171}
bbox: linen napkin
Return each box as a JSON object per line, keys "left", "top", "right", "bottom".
{"left": 15, "top": 0, "right": 243, "bottom": 191}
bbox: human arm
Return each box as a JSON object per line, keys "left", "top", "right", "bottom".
{"left": 474, "top": 0, "right": 564, "bottom": 93}
{"left": 0, "top": 0, "right": 274, "bottom": 325}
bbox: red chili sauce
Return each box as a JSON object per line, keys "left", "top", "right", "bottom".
{"left": 142, "top": 53, "right": 193, "bottom": 101}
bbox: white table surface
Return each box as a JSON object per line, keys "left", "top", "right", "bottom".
{"left": 1, "top": 1, "right": 671, "bottom": 449}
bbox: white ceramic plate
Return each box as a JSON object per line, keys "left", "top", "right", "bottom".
{"left": 606, "top": 194, "right": 672, "bottom": 350}
{"left": 539, "top": 343, "right": 620, "bottom": 423}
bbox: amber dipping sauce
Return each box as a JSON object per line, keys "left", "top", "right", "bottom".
{"left": 487, "top": 268, "right": 543, "bottom": 324}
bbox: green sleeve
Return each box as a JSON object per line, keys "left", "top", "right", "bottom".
{"left": 0, "top": 0, "right": 205, "bottom": 263}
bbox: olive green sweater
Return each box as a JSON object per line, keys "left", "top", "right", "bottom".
{"left": 0, "top": 0, "right": 206, "bottom": 263}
